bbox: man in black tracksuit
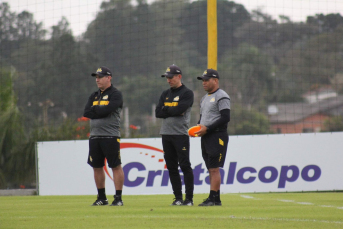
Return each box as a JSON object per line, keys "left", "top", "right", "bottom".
{"left": 83, "top": 66, "right": 124, "bottom": 206}
{"left": 155, "top": 65, "right": 194, "bottom": 206}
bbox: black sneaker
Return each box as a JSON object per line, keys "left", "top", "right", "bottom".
{"left": 215, "top": 200, "right": 222, "bottom": 206}
{"left": 182, "top": 199, "right": 193, "bottom": 206}
{"left": 198, "top": 198, "right": 215, "bottom": 206}
{"left": 92, "top": 199, "right": 108, "bottom": 206}
{"left": 110, "top": 195, "right": 124, "bottom": 206}
{"left": 171, "top": 198, "right": 183, "bottom": 206}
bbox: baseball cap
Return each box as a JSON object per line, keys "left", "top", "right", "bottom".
{"left": 197, "top": 69, "right": 220, "bottom": 80}
{"left": 161, "top": 65, "right": 182, "bottom": 78}
{"left": 91, "top": 66, "right": 112, "bottom": 77}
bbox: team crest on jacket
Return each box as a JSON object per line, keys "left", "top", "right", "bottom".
{"left": 210, "top": 97, "right": 215, "bottom": 102}
{"left": 103, "top": 95, "right": 108, "bottom": 100}
{"left": 173, "top": 96, "right": 179, "bottom": 101}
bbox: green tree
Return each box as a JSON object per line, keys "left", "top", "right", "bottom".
{"left": 276, "top": 24, "right": 343, "bottom": 100}
{"left": 30, "top": 117, "right": 90, "bottom": 141}
{"left": 234, "top": 9, "right": 318, "bottom": 64}
{"left": 228, "top": 104, "right": 272, "bottom": 135}
{"left": 0, "top": 66, "right": 91, "bottom": 188}
{"left": 307, "top": 13, "right": 343, "bottom": 33}
{"left": 51, "top": 16, "right": 71, "bottom": 39}
{"left": 0, "top": 67, "right": 35, "bottom": 188}
{"left": 12, "top": 17, "right": 95, "bottom": 127}
{"left": 84, "top": 0, "right": 135, "bottom": 75}
{"left": 84, "top": 0, "right": 192, "bottom": 76}
{"left": 0, "top": 3, "right": 46, "bottom": 61}
{"left": 219, "top": 43, "right": 274, "bottom": 108}
{"left": 323, "top": 116, "right": 343, "bottom": 132}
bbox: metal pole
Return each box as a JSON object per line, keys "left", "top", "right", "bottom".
{"left": 207, "top": 0, "right": 217, "bottom": 70}
{"left": 124, "top": 107, "right": 129, "bottom": 137}
{"left": 152, "top": 103, "right": 156, "bottom": 124}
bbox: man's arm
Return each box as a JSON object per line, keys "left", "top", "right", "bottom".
{"left": 195, "top": 110, "right": 230, "bottom": 136}
{"left": 163, "top": 90, "right": 194, "bottom": 117}
{"left": 197, "top": 96, "right": 204, "bottom": 124}
{"left": 91, "top": 90, "right": 123, "bottom": 118}
{"left": 83, "top": 93, "right": 100, "bottom": 119}
{"left": 155, "top": 91, "right": 169, "bottom": 118}
{"left": 206, "top": 109, "right": 230, "bottom": 133}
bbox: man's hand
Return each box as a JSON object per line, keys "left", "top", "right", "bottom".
{"left": 194, "top": 124, "right": 207, "bottom": 137}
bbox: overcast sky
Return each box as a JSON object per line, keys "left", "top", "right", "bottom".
{"left": 9, "top": 0, "right": 343, "bottom": 36}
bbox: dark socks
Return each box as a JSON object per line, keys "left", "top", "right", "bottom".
{"left": 98, "top": 188, "right": 106, "bottom": 200}
{"left": 216, "top": 190, "right": 221, "bottom": 202}
{"left": 209, "top": 190, "right": 220, "bottom": 202}
{"left": 115, "top": 190, "right": 122, "bottom": 200}
{"left": 209, "top": 190, "right": 217, "bottom": 201}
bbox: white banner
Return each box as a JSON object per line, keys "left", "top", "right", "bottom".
{"left": 37, "top": 132, "right": 343, "bottom": 196}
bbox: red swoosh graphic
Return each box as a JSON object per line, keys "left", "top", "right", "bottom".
{"left": 104, "top": 142, "right": 164, "bottom": 180}
{"left": 120, "top": 143, "right": 164, "bottom": 152}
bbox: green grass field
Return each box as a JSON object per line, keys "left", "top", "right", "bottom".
{"left": 1, "top": 192, "right": 343, "bottom": 229}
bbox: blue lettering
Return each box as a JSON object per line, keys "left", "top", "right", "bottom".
{"left": 237, "top": 167, "right": 256, "bottom": 184}
{"left": 123, "top": 162, "right": 321, "bottom": 189}
{"left": 193, "top": 163, "right": 204, "bottom": 185}
{"left": 259, "top": 166, "right": 278, "bottom": 183}
{"left": 301, "top": 165, "right": 321, "bottom": 182}
{"left": 226, "top": 162, "right": 237, "bottom": 184}
{"left": 205, "top": 171, "right": 210, "bottom": 184}
{"left": 220, "top": 169, "right": 225, "bottom": 184}
{"left": 146, "top": 170, "right": 162, "bottom": 186}
{"left": 123, "top": 162, "right": 145, "bottom": 187}
{"left": 278, "top": 165, "right": 299, "bottom": 188}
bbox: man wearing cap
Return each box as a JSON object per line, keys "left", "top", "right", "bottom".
{"left": 194, "top": 69, "right": 230, "bottom": 206}
{"left": 83, "top": 66, "right": 124, "bottom": 206}
{"left": 155, "top": 65, "right": 195, "bottom": 206}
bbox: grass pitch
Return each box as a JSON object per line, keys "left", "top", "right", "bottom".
{"left": 1, "top": 192, "right": 343, "bottom": 229}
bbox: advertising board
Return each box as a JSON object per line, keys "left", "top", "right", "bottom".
{"left": 37, "top": 132, "right": 343, "bottom": 195}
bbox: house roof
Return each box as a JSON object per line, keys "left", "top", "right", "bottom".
{"left": 302, "top": 85, "right": 336, "bottom": 97}
{"left": 268, "top": 95, "right": 343, "bottom": 124}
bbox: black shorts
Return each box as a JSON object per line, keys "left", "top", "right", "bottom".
{"left": 201, "top": 131, "right": 229, "bottom": 169}
{"left": 87, "top": 136, "right": 121, "bottom": 168}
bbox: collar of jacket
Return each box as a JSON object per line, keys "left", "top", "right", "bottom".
{"left": 98, "top": 84, "right": 114, "bottom": 95}
{"left": 170, "top": 84, "right": 185, "bottom": 92}
{"left": 208, "top": 87, "right": 220, "bottom": 95}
